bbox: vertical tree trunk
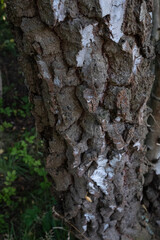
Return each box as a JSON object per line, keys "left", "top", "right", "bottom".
{"left": 143, "top": 1, "right": 160, "bottom": 237}
{"left": 7, "top": 0, "right": 156, "bottom": 239}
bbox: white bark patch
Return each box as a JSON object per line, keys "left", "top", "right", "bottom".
{"left": 82, "top": 225, "right": 87, "bottom": 231}
{"left": 37, "top": 59, "right": 52, "bottom": 80}
{"left": 117, "top": 207, "right": 123, "bottom": 212}
{"left": 106, "top": 166, "right": 114, "bottom": 178}
{"left": 90, "top": 155, "right": 108, "bottom": 195}
{"left": 122, "top": 40, "right": 132, "bottom": 54}
{"left": 138, "top": 99, "right": 147, "bottom": 125}
{"left": 133, "top": 141, "right": 141, "bottom": 151}
{"left": 102, "top": 0, "right": 125, "bottom": 43}
{"left": 99, "top": 0, "right": 112, "bottom": 17}
{"left": 107, "top": 171, "right": 114, "bottom": 179}
{"left": 149, "top": 12, "right": 152, "bottom": 23}
{"left": 140, "top": 1, "right": 147, "bottom": 26}
{"left": 76, "top": 48, "right": 92, "bottom": 68}
{"left": 88, "top": 182, "right": 97, "bottom": 194}
{"left": 90, "top": 154, "right": 122, "bottom": 194}
{"left": 110, "top": 205, "right": 116, "bottom": 210}
{"left": 104, "top": 223, "right": 109, "bottom": 231}
{"left": 154, "top": 161, "right": 160, "bottom": 175}
{"left": 115, "top": 116, "right": 121, "bottom": 122}
{"left": 54, "top": 76, "right": 61, "bottom": 87}
{"left": 84, "top": 213, "right": 95, "bottom": 222}
{"left": 110, "top": 0, "right": 125, "bottom": 43}
{"left": 132, "top": 44, "right": 142, "bottom": 74}
{"left": 80, "top": 25, "right": 95, "bottom": 46}
{"left": 109, "top": 154, "right": 121, "bottom": 167}
{"left": 76, "top": 25, "right": 95, "bottom": 67}
{"left": 52, "top": 0, "right": 66, "bottom": 22}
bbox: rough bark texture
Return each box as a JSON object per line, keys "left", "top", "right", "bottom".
{"left": 6, "top": 0, "right": 157, "bottom": 239}
{"left": 144, "top": 19, "right": 160, "bottom": 239}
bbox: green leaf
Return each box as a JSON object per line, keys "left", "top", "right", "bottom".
{"left": 41, "top": 210, "right": 53, "bottom": 233}
{"left": 22, "top": 206, "right": 40, "bottom": 229}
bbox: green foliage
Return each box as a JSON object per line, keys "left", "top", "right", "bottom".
{"left": 0, "top": 90, "right": 74, "bottom": 239}
{"left": 0, "top": 102, "right": 13, "bottom": 117}
{"left": 0, "top": 120, "right": 12, "bottom": 131}
{"left": 0, "top": 86, "right": 73, "bottom": 239}
{"left": 22, "top": 206, "right": 41, "bottom": 230}
{"left": 0, "top": 214, "right": 8, "bottom": 233}
{"left": 0, "top": 0, "right": 16, "bottom": 56}
{"left": 0, "top": 186, "right": 16, "bottom": 206}
{"left": 0, "top": 123, "right": 72, "bottom": 239}
{"left": 5, "top": 170, "right": 17, "bottom": 185}
{"left": 0, "top": 96, "right": 32, "bottom": 118}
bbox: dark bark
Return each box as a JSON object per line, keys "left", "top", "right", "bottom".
{"left": 6, "top": 0, "right": 157, "bottom": 239}
{"left": 142, "top": 1, "right": 160, "bottom": 237}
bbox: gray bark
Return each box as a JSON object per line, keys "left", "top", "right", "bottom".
{"left": 6, "top": 0, "right": 158, "bottom": 239}
{"left": 143, "top": 1, "right": 160, "bottom": 236}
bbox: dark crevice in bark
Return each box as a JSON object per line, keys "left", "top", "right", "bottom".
{"left": 143, "top": 38, "right": 160, "bottom": 238}
{"left": 142, "top": 0, "right": 160, "bottom": 233}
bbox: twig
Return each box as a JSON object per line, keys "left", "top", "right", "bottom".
{"left": 52, "top": 227, "right": 71, "bottom": 240}
{"left": 52, "top": 207, "right": 90, "bottom": 240}
{"left": 149, "top": 113, "right": 160, "bottom": 129}
{"left": 67, "top": 231, "right": 71, "bottom": 240}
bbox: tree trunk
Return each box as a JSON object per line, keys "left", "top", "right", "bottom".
{"left": 6, "top": 0, "right": 158, "bottom": 239}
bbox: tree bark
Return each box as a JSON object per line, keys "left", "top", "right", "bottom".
{"left": 6, "top": 0, "right": 157, "bottom": 239}
{"left": 143, "top": 1, "right": 160, "bottom": 236}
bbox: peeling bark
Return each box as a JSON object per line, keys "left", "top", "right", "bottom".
{"left": 6, "top": 0, "right": 157, "bottom": 239}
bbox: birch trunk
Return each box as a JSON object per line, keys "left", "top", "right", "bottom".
{"left": 6, "top": 0, "right": 157, "bottom": 239}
